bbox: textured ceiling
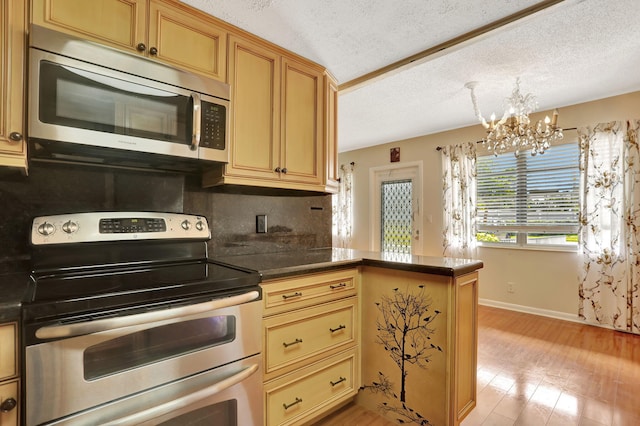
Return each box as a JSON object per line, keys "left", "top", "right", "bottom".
{"left": 182, "top": 0, "right": 640, "bottom": 152}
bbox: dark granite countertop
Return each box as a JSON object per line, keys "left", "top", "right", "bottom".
{"left": 0, "top": 249, "right": 483, "bottom": 320}
{"left": 0, "top": 269, "right": 30, "bottom": 322}
{"left": 213, "top": 248, "right": 483, "bottom": 281}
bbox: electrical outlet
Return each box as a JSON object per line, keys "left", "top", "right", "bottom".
{"left": 507, "top": 282, "right": 515, "bottom": 294}
{"left": 256, "top": 215, "right": 267, "bottom": 233}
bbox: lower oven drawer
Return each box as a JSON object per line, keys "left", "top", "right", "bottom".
{"left": 265, "top": 347, "right": 359, "bottom": 426}
{"left": 48, "top": 354, "right": 263, "bottom": 426}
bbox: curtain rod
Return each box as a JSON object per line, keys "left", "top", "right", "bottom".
{"left": 435, "top": 127, "right": 577, "bottom": 151}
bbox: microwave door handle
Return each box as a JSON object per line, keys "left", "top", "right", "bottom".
{"left": 102, "top": 363, "right": 260, "bottom": 426}
{"left": 35, "top": 290, "right": 260, "bottom": 340}
{"left": 190, "top": 93, "right": 201, "bottom": 151}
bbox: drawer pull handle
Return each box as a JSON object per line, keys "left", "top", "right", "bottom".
{"left": 330, "top": 376, "right": 346, "bottom": 387}
{"left": 0, "top": 397, "right": 17, "bottom": 413}
{"left": 283, "top": 338, "right": 303, "bottom": 348}
{"left": 282, "top": 291, "right": 302, "bottom": 300}
{"left": 330, "top": 282, "right": 347, "bottom": 289}
{"left": 283, "top": 397, "right": 302, "bottom": 410}
{"left": 9, "top": 132, "right": 23, "bottom": 142}
{"left": 330, "top": 324, "right": 346, "bottom": 333}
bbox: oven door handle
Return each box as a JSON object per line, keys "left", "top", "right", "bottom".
{"left": 103, "top": 363, "right": 259, "bottom": 426}
{"left": 35, "top": 290, "right": 260, "bottom": 340}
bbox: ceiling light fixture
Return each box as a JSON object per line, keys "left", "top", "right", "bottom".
{"left": 465, "top": 78, "right": 563, "bottom": 156}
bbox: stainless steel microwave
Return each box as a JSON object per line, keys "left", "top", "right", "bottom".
{"left": 28, "top": 25, "right": 230, "bottom": 173}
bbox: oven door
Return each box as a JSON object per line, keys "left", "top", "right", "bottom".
{"left": 47, "top": 354, "right": 263, "bottom": 426}
{"left": 24, "top": 293, "right": 262, "bottom": 426}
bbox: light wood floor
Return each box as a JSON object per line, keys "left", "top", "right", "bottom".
{"left": 314, "top": 305, "right": 640, "bottom": 426}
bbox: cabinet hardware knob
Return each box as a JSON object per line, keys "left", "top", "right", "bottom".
{"left": 282, "top": 291, "right": 302, "bottom": 300}
{"left": 283, "top": 397, "right": 302, "bottom": 410}
{"left": 136, "top": 43, "right": 146, "bottom": 52}
{"left": 281, "top": 167, "right": 288, "bottom": 174}
{"left": 8, "top": 132, "right": 22, "bottom": 142}
{"left": 329, "top": 282, "right": 347, "bottom": 289}
{"left": 283, "top": 338, "right": 303, "bottom": 348}
{"left": 329, "top": 324, "right": 346, "bottom": 333}
{"left": 0, "top": 397, "right": 17, "bottom": 413}
{"left": 330, "top": 376, "right": 346, "bottom": 387}
{"left": 274, "top": 167, "right": 281, "bottom": 173}
{"left": 149, "top": 47, "right": 158, "bottom": 55}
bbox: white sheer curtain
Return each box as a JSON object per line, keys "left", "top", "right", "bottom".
{"left": 441, "top": 142, "right": 477, "bottom": 258}
{"left": 332, "top": 162, "right": 355, "bottom": 248}
{"left": 578, "top": 120, "right": 640, "bottom": 333}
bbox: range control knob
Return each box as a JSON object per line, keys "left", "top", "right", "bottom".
{"left": 62, "top": 220, "right": 79, "bottom": 234}
{"left": 37, "top": 222, "right": 55, "bottom": 236}
{"left": 181, "top": 220, "right": 192, "bottom": 230}
{"left": 195, "top": 221, "right": 205, "bottom": 231}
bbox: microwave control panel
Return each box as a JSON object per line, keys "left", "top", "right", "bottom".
{"left": 200, "top": 101, "right": 226, "bottom": 150}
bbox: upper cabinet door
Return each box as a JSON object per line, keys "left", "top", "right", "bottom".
{"left": 31, "top": 0, "right": 147, "bottom": 54}
{"left": 0, "top": 0, "right": 27, "bottom": 171}
{"left": 280, "top": 57, "right": 323, "bottom": 186}
{"left": 225, "top": 34, "right": 280, "bottom": 181}
{"left": 147, "top": 0, "right": 227, "bottom": 81}
{"left": 31, "top": 0, "right": 227, "bottom": 81}
{"left": 324, "top": 72, "right": 340, "bottom": 193}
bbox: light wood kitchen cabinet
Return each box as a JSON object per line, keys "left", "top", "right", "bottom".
{"left": 261, "top": 268, "right": 360, "bottom": 426}
{"left": 0, "top": 0, "right": 28, "bottom": 173}
{"left": 31, "top": 0, "right": 227, "bottom": 81}
{"left": 0, "top": 323, "right": 19, "bottom": 425}
{"left": 262, "top": 267, "right": 357, "bottom": 316}
{"left": 279, "top": 57, "right": 323, "bottom": 187}
{"left": 264, "top": 347, "right": 358, "bottom": 426}
{"left": 213, "top": 34, "right": 281, "bottom": 183}
{"left": 202, "top": 34, "right": 325, "bottom": 192}
{"left": 324, "top": 71, "right": 340, "bottom": 193}
{"left": 263, "top": 297, "right": 357, "bottom": 381}
{"left": 358, "top": 267, "right": 478, "bottom": 426}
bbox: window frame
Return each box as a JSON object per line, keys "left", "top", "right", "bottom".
{"left": 475, "top": 140, "right": 580, "bottom": 252}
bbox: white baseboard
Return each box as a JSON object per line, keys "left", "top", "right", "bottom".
{"left": 479, "top": 298, "right": 585, "bottom": 324}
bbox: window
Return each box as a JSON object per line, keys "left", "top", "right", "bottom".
{"left": 476, "top": 142, "right": 580, "bottom": 248}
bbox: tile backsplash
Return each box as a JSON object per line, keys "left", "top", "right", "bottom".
{"left": 0, "top": 162, "right": 332, "bottom": 268}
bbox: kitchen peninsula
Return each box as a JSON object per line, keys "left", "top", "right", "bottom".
{"left": 215, "top": 248, "right": 483, "bottom": 426}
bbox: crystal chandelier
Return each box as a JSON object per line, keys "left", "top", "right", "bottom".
{"left": 465, "top": 78, "right": 563, "bottom": 156}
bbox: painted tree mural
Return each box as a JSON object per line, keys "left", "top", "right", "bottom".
{"left": 360, "top": 284, "right": 442, "bottom": 425}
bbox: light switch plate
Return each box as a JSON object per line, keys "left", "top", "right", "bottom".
{"left": 256, "top": 215, "right": 267, "bottom": 233}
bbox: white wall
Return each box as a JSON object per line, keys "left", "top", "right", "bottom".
{"left": 338, "top": 91, "right": 640, "bottom": 318}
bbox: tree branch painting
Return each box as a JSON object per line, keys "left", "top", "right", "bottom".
{"left": 360, "top": 284, "right": 442, "bottom": 425}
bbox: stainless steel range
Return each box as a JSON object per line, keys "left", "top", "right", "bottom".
{"left": 21, "top": 212, "right": 263, "bottom": 426}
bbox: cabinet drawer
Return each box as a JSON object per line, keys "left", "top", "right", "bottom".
{"left": 265, "top": 348, "right": 358, "bottom": 426}
{"left": 0, "top": 323, "right": 17, "bottom": 381}
{"left": 0, "top": 379, "right": 19, "bottom": 425}
{"left": 264, "top": 297, "right": 357, "bottom": 378}
{"left": 263, "top": 268, "right": 357, "bottom": 316}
